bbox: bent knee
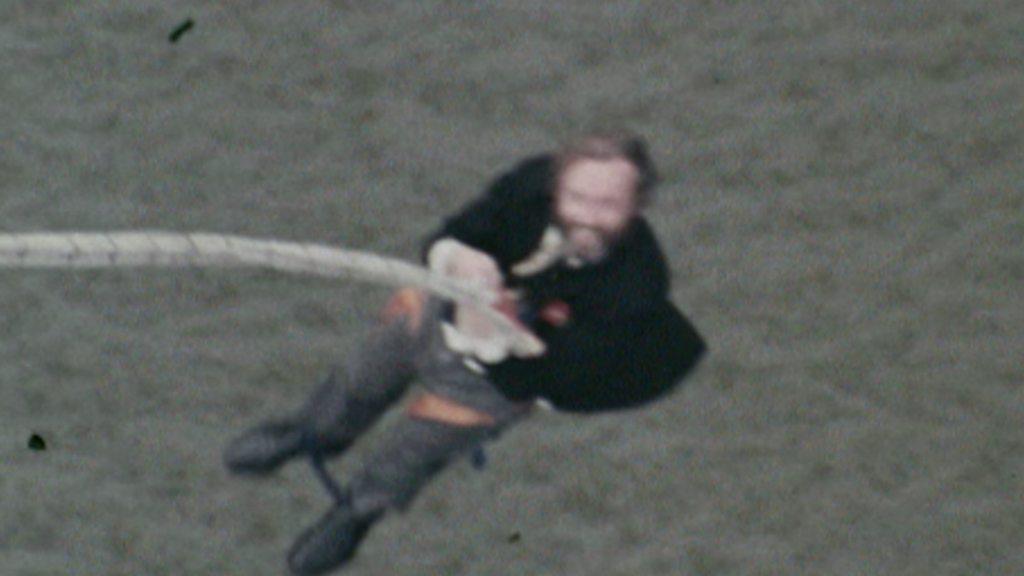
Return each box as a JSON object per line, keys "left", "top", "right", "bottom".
{"left": 380, "top": 287, "right": 428, "bottom": 334}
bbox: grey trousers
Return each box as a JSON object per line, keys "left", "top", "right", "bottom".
{"left": 300, "top": 298, "right": 532, "bottom": 515}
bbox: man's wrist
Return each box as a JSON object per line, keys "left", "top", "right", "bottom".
{"left": 426, "top": 237, "right": 473, "bottom": 275}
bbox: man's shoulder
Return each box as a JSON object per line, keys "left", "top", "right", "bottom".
{"left": 573, "top": 218, "right": 670, "bottom": 318}
{"left": 614, "top": 218, "right": 670, "bottom": 289}
{"left": 505, "top": 153, "right": 556, "bottom": 180}
{"left": 485, "top": 154, "right": 556, "bottom": 202}
{"left": 625, "top": 218, "right": 663, "bottom": 255}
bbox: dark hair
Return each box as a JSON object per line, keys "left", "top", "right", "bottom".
{"left": 553, "top": 130, "right": 660, "bottom": 208}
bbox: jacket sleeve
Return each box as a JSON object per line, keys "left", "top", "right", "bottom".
{"left": 420, "top": 155, "right": 552, "bottom": 264}
{"left": 490, "top": 301, "right": 708, "bottom": 413}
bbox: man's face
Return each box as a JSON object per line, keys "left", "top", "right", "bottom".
{"left": 554, "top": 157, "right": 640, "bottom": 263}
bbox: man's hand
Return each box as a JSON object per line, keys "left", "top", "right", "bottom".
{"left": 427, "top": 239, "right": 506, "bottom": 337}
{"left": 428, "top": 238, "right": 545, "bottom": 360}
{"left": 448, "top": 288, "right": 546, "bottom": 362}
{"left": 447, "top": 246, "right": 504, "bottom": 345}
{"left": 442, "top": 244, "right": 503, "bottom": 290}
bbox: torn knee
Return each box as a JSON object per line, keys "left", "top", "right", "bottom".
{"left": 380, "top": 287, "right": 428, "bottom": 334}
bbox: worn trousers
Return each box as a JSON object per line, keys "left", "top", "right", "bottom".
{"left": 299, "top": 298, "right": 532, "bottom": 516}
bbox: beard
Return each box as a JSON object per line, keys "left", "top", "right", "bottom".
{"left": 565, "top": 226, "right": 609, "bottom": 262}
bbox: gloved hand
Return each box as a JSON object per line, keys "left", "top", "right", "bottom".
{"left": 446, "top": 288, "right": 546, "bottom": 363}
{"left": 429, "top": 239, "right": 546, "bottom": 362}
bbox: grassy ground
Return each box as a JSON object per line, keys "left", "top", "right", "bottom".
{"left": 1, "top": 1, "right": 1022, "bottom": 574}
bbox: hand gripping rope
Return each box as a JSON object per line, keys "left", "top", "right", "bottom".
{"left": 0, "top": 231, "right": 542, "bottom": 503}
{"left": 0, "top": 231, "right": 544, "bottom": 353}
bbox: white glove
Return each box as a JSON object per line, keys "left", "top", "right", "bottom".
{"left": 427, "top": 238, "right": 546, "bottom": 363}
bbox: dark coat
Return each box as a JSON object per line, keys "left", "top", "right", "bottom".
{"left": 422, "top": 155, "right": 707, "bottom": 413}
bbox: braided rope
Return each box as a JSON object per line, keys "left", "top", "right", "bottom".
{"left": 0, "top": 231, "right": 543, "bottom": 353}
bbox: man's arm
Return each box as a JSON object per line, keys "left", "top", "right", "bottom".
{"left": 490, "top": 302, "right": 707, "bottom": 413}
{"left": 419, "top": 156, "right": 554, "bottom": 360}
{"left": 420, "top": 155, "right": 552, "bottom": 268}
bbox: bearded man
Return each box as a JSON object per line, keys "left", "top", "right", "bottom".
{"left": 223, "top": 131, "right": 708, "bottom": 575}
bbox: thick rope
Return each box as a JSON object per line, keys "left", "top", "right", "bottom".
{"left": 0, "top": 231, "right": 543, "bottom": 354}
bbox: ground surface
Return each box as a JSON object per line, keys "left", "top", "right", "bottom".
{"left": 1, "top": 1, "right": 1022, "bottom": 575}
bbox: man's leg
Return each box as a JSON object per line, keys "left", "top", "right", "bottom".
{"left": 284, "top": 295, "right": 536, "bottom": 574}
{"left": 224, "top": 315, "right": 423, "bottom": 475}
{"left": 286, "top": 412, "right": 523, "bottom": 576}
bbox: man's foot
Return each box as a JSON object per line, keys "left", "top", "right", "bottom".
{"left": 287, "top": 503, "right": 383, "bottom": 575}
{"left": 223, "top": 420, "right": 307, "bottom": 476}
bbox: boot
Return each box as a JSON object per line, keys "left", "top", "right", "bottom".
{"left": 225, "top": 315, "right": 421, "bottom": 476}
{"left": 224, "top": 371, "right": 359, "bottom": 476}
{"left": 223, "top": 418, "right": 310, "bottom": 476}
{"left": 224, "top": 360, "right": 411, "bottom": 476}
{"left": 286, "top": 498, "right": 383, "bottom": 575}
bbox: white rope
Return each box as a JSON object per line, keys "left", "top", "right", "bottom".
{"left": 0, "top": 231, "right": 544, "bottom": 354}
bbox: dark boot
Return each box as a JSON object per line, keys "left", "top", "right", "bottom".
{"left": 223, "top": 418, "right": 309, "bottom": 476}
{"left": 225, "top": 319, "right": 421, "bottom": 476}
{"left": 283, "top": 416, "right": 503, "bottom": 572}
{"left": 223, "top": 370, "right": 384, "bottom": 476}
{"left": 286, "top": 499, "right": 383, "bottom": 576}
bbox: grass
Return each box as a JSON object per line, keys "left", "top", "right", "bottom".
{"left": 2, "top": 1, "right": 1022, "bottom": 575}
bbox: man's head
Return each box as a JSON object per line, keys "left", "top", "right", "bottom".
{"left": 552, "top": 131, "right": 659, "bottom": 263}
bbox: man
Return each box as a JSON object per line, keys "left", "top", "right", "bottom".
{"left": 223, "top": 131, "right": 707, "bottom": 575}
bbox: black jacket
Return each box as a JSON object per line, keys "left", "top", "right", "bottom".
{"left": 422, "top": 155, "right": 707, "bottom": 413}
